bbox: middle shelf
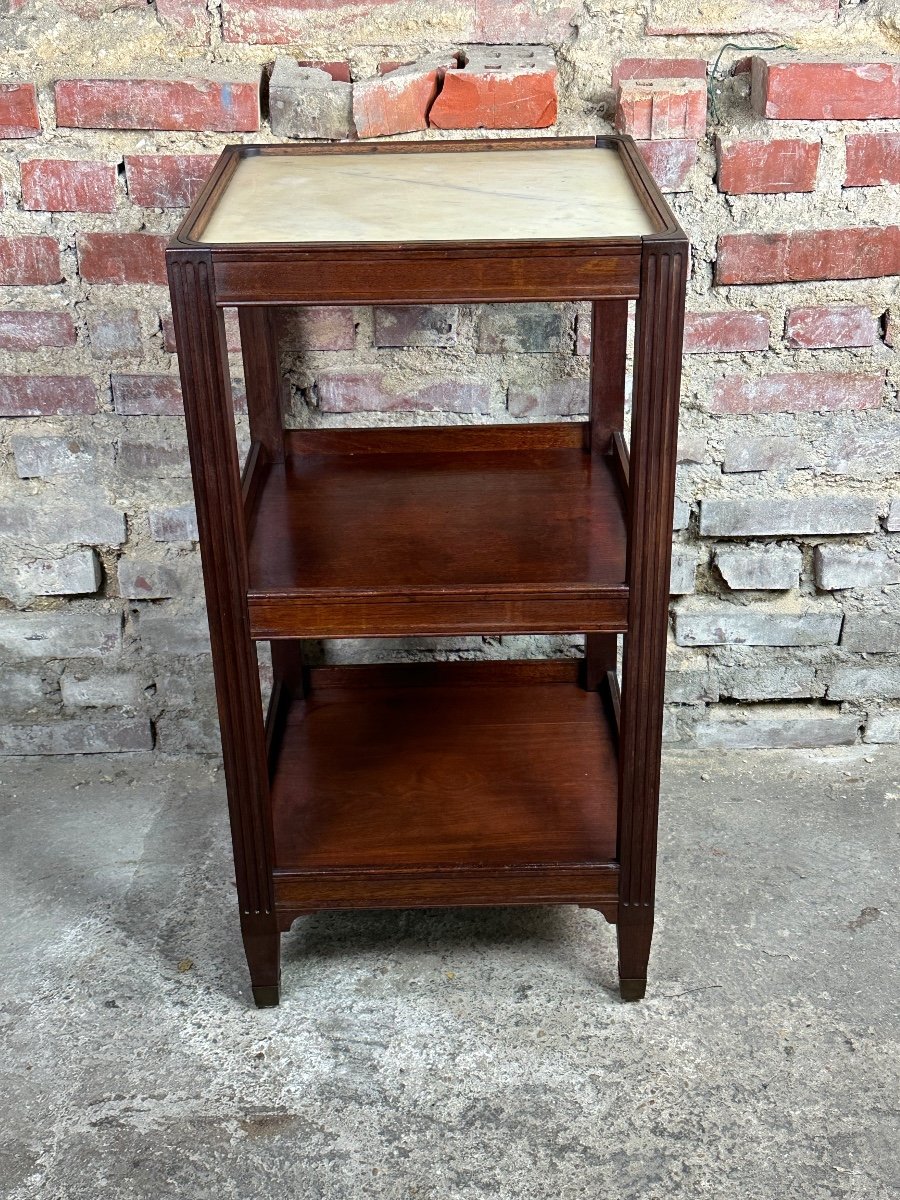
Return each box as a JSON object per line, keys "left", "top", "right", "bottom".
{"left": 244, "top": 421, "right": 629, "bottom": 639}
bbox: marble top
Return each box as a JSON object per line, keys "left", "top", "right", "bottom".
{"left": 197, "top": 147, "right": 656, "bottom": 245}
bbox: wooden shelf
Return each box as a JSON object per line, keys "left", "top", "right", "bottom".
{"left": 269, "top": 659, "right": 620, "bottom": 916}
{"left": 245, "top": 423, "right": 629, "bottom": 639}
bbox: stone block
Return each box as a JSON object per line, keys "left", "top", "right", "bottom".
{"left": 669, "top": 548, "right": 697, "bottom": 595}
{"left": 137, "top": 613, "right": 210, "bottom": 657}
{"left": 719, "top": 665, "right": 821, "bottom": 701}
{"left": 12, "top": 435, "right": 97, "bottom": 479}
{"left": 864, "top": 709, "right": 900, "bottom": 744}
{"left": 118, "top": 558, "right": 196, "bottom": 601}
{"left": 841, "top": 614, "right": 900, "bottom": 653}
{"left": 269, "top": 58, "right": 354, "bottom": 140}
{"left": 700, "top": 497, "right": 875, "bottom": 537}
{"left": 0, "top": 717, "right": 152, "bottom": 755}
{"left": 674, "top": 603, "right": 841, "bottom": 647}
{"left": 60, "top": 672, "right": 145, "bottom": 708}
{"left": 693, "top": 705, "right": 858, "bottom": 749}
{"left": 827, "top": 667, "right": 900, "bottom": 701}
{"left": 0, "top": 613, "right": 122, "bottom": 660}
{"left": 814, "top": 546, "right": 900, "bottom": 590}
{"left": 887, "top": 500, "right": 900, "bottom": 532}
{"left": 0, "top": 496, "right": 125, "bottom": 548}
{"left": 722, "top": 436, "right": 812, "bottom": 473}
{"left": 2, "top": 550, "right": 101, "bottom": 603}
{"left": 715, "top": 545, "right": 801, "bottom": 590}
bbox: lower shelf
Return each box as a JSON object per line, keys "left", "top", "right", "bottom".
{"left": 268, "top": 659, "right": 620, "bottom": 919}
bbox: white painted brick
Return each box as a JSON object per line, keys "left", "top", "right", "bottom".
{"left": 886, "top": 499, "right": 900, "bottom": 532}
{"left": 0, "top": 717, "right": 152, "bottom": 755}
{"left": 117, "top": 558, "right": 196, "bottom": 601}
{"left": 7, "top": 550, "right": 101, "bottom": 599}
{"left": 669, "top": 548, "right": 697, "bottom": 594}
{"left": 814, "top": 546, "right": 900, "bottom": 590}
{"left": 722, "top": 436, "right": 812, "bottom": 474}
{"left": 0, "top": 498, "right": 125, "bottom": 548}
{"left": 12, "top": 435, "right": 97, "bottom": 479}
{"left": 864, "top": 709, "right": 900, "bottom": 744}
{"left": 827, "top": 667, "right": 900, "bottom": 701}
{"left": 715, "top": 545, "right": 801, "bottom": 590}
{"left": 0, "top": 613, "right": 121, "bottom": 660}
{"left": 693, "top": 705, "right": 859, "bottom": 749}
{"left": 841, "top": 614, "right": 900, "bottom": 653}
{"left": 60, "top": 672, "right": 145, "bottom": 708}
{"left": 720, "top": 665, "right": 821, "bottom": 701}
{"left": 700, "top": 497, "right": 876, "bottom": 538}
{"left": 1, "top": 671, "right": 47, "bottom": 711}
{"left": 665, "top": 669, "right": 718, "bottom": 703}
{"left": 138, "top": 613, "right": 210, "bottom": 657}
{"left": 673, "top": 499, "right": 690, "bottom": 531}
{"left": 674, "top": 602, "right": 841, "bottom": 647}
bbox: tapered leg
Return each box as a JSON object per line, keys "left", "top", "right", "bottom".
{"left": 168, "top": 251, "right": 279, "bottom": 1007}
{"left": 617, "top": 911, "right": 653, "bottom": 1000}
{"left": 616, "top": 238, "right": 688, "bottom": 1001}
{"left": 243, "top": 914, "right": 282, "bottom": 1007}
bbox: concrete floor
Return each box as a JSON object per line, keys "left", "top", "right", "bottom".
{"left": 0, "top": 747, "right": 897, "bottom": 1199}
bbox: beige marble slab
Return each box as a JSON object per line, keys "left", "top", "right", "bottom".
{"left": 198, "top": 147, "right": 656, "bottom": 244}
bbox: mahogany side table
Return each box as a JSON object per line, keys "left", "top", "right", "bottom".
{"left": 166, "top": 137, "right": 688, "bottom": 1007}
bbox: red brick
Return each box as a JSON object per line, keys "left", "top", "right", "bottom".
{"left": 612, "top": 57, "right": 707, "bottom": 88}
{"left": 0, "top": 237, "right": 62, "bottom": 285}
{"left": 155, "top": 0, "right": 209, "bottom": 34}
{"left": 21, "top": 159, "right": 117, "bottom": 213}
{"left": 0, "top": 376, "right": 97, "bottom": 417}
{"left": 473, "top": 0, "right": 580, "bottom": 41}
{"left": 0, "top": 312, "right": 76, "bottom": 351}
{"left": 317, "top": 370, "right": 490, "bottom": 415}
{"left": 615, "top": 78, "right": 706, "bottom": 139}
{"left": 430, "top": 46, "right": 557, "bottom": 130}
{"left": 684, "top": 311, "right": 770, "bottom": 354}
{"left": 125, "top": 154, "right": 217, "bottom": 208}
{"left": 278, "top": 307, "right": 356, "bottom": 351}
{"left": 0, "top": 83, "right": 41, "bottom": 137}
{"left": 112, "top": 374, "right": 183, "bottom": 416}
{"left": 54, "top": 76, "right": 259, "bottom": 132}
{"left": 636, "top": 140, "right": 697, "bottom": 192}
{"left": 300, "top": 61, "right": 352, "bottom": 82}
{"left": 77, "top": 233, "right": 168, "bottom": 285}
{"left": 709, "top": 372, "right": 882, "bottom": 415}
{"left": 716, "top": 137, "right": 819, "bottom": 195}
{"left": 845, "top": 133, "right": 900, "bottom": 187}
{"left": 354, "top": 55, "right": 451, "bottom": 138}
{"left": 647, "top": 0, "right": 837, "bottom": 35}
{"left": 751, "top": 57, "right": 900, "bottom": 120}
{"left": 785, "top": 305, "right": 876, "bottom": 349}
{"left": 716, "top": 228, "right": 900, "bottom": 285}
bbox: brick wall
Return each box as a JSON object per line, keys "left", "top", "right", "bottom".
{"left": 1, "top": 0, "right": 898, "bottom": 754}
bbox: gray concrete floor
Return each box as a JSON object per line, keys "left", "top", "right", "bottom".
{"left": 0, "top": 746, "right": 897, "bottom": 1199}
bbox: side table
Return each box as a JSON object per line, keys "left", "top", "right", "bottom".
{"left": 166, "top": 137, "right": 688, "bottom": 1006}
